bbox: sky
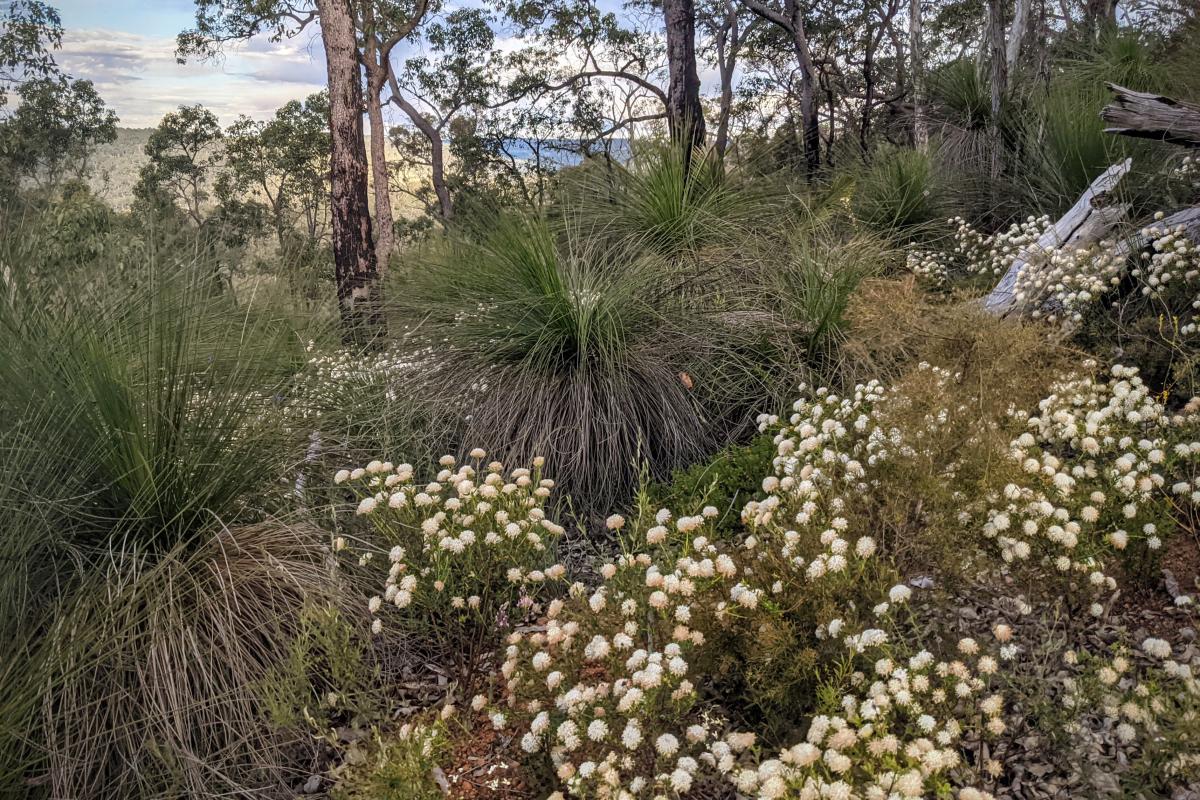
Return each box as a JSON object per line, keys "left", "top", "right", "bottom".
{"left": 54, "top": 0, "right": 332, "bottom": 127}
{"left": 50, "top": 0, "right": 674, "bottom": 130}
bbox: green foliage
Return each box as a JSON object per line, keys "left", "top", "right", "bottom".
{"left": 564, "top": 144, "right": 769, "bottom": 256}
{"left": 753, "top": 210, "right": 896, "bottom": 365}
{"left": 646, "top": 435, "right": 773, "bottom": 538}
{"left": 258, "top": 603, "right": 373, "bottom": 729}
{"left": 386, "top": 212, "right": 782, "bottom": 512}
{"left": 222, "top": 91, "right": 330, "bottom": 246}
{"left": 134, "top": 104, "right": 224, "bottom": 224}
{"left": 1017, "top": 83, "right": 1126, "bottom": 214}
{"left": 852, "top": 145, "right": 948, "bottom": 232}
{"left": 0, "top": 0, "right": 63, "bottom": 107}
{"left": 930, "top": 59, "right": 991, "bottom": 130}
{"left": 331, "top": 722, "right": 450, "bottom": 800}
{"left": 0, "top": 261, "right": 303, "bottom": 550}
{"left": 0, "top": 222, "right": 351, "bottom": 798}
{"left": 1017, "top": 32, "right": 1177, "bottom": 215}
{"left": 0, "top": 77, "right": 117, "bottom": 189}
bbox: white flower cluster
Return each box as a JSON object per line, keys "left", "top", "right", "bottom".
{"left": 346, "top": 363, "right": 1200, "bottom": 797}
{"left": 906, "top": 249, "right": 949, "bottom": 284}
{"left": 1171, "top": 154, "right": 1200, "bottom": 190}
{"left": 481, "top": 374, "right": 1015, "bottom": 798}
{"left": 497, "top": 513, "right": 740, "bottom": 797}
{"left": 1130, "top": 217, "right": 1200, "bottom": 334}
{"left": 907, "top": 216, "right": 1051, "bottom": 285}
{"left": 1011, "top": 241, "right": 1124, "bottom": 325}
{"left": 335, "top": 451, "right": 566, "bottom": 638}
{"left": 983, "top": 364, "right": 1200, "bottom": 587}
{"left": 915, "top": 210, "right": 1200, "bottom": 328}
{"left": 287, "top": 344, "right": 418, "bottom": 422}
{"left": 735, "top": 639, "right": 1009, "bottom": 800}
{"left": 1056, "top": 636, "right": 1200, "bottom": 783}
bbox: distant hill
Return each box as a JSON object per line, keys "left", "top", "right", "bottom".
{"left": 86, "top": 128, "right": 154, "bottom": 211}
{"left": 82, "top": 128, "right": 630, "bottom": 214}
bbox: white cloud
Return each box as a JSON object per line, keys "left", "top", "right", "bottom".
{"left": 57, "top": 28, "right": 327, "bottom": 127}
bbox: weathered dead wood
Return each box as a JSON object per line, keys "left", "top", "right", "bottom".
{"left": 984, "top": 158, "right": 1132, "bottom": 314}
{"left": 1118, "top": 206, "right": 1200, "bottom": 253}
{"left": 1101, "top": 83, "right": 1200, "bottom": 148}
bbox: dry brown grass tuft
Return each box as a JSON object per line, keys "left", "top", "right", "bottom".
{"left": 36, "top": 522, "right": 363, "bottom": 799}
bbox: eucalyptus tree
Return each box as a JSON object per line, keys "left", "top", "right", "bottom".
{"left": 180, "top": 0, "right": 382, "bottom": 339}
{"left": 737, "top": 0, "right": 821, "bottom": 175}
{"left": 0, "top": 77, "right": 117, "bottom": 190}
{"left": 0, "top": 0, "right": 63, "bottom": 108}
{"left": 0, "top": 1, "right": 119, "bottom": 195}
{"left": 134, "top": 104, "right": 224, "bottom": 227}
{"left": 501, "top": 0, "right": 670, "bottom": 147}
{"left": 386, "top": 7, "right": 497, "bottom": 222}
{"left": 222, "top": 92, "right": 331, "bottom": 249}
{"left": 662, "top": 0, "right": 706, "bottom": 163}
{"left": 698, "top": 0, "right": 757, "bottom": 159}
{"left": 357, "top": 0, "right": 429, "bottom": 267}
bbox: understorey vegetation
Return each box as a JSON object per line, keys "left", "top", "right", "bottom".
{"left": 3, "top": 0, "right": 1200, "bottom": 798}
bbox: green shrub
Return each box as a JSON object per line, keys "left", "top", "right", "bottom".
{"left": 930, "top": 59, "right": 991, "bottom": 130}
{"left": 560, "top": 144, "right": 771, "bottom": 257}
{"left": 331, "top": 721, "right": 450, "bottom": 800}
{"left": 385, "top": 213, "right": 784, "bottom": 514}
{"left": 0, "top": 234, "right": 357, "bottom": 798}
{"left": 762, "top": 214, "right": 897, "bottom": 363}
{"left": 646, "top": 435, "right": 773, "bottom": 539}
{"left": 335, "top": 451, "right": 567, "bottom": 682}
{"left": 852, "top": 146, "right": 949, "bottom": 232}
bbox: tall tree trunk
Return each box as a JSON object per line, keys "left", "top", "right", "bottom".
{"left": 663, "top": 0, "right": 707, "bottom": 169}
{"left": 317, "top": 0, "right": 382, "bottom": 343}
{"left": 824, "top": 73, "right": 836, "bottom": 167}
{"left": 909, "top": 0, "right": 926, "bottom": 150}
{"left": 365, "top": 78, "right": 396, "bottom": 271}
{"left": 788, "top": 0, "right": 821, "bottom": 177}
{"left": 986, "top": 0, "right": 1007, "bottom": 177}
{"left": 861, "top": 43, "right": 876, "bottom": 157}
{"left": 741, "top": 0, "right": 819, "bottom": 175}
{"left": 715, "top": 58, "right": 735, "bottom": 159}
{"left": 713, "top": 2, "right": 740, "bottom": 160}
{"left": 1006, "top": 0, "right": 1030, "bottom": 76}
{"left": 1084, "top": 0, "right": 1117, "bottom": 40}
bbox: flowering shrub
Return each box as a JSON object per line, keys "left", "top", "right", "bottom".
{"left": 490, "top": 499, "right": 1009, "bottom": 798}
{"left": 982, "top": 363, "right": 1200, "bottom": 594}
{"left": 906, "top": 215, "right": 1051, "bottom": 285}
{"left": 909, "top": 212, "right": 1200, "bottom": 333}
{"left": 478, "top": 374, "right": 1025, "bottom": 798}
{"left": 1030, "top": 633, "right": 1200, "bottom": 796}
{"left": 289, "top": 344, "right": 418, "bottom": 425}
{"left": 331, "top": 720, "right": 451, "bottom": 800}
{"left": 334, "top": 451, "right": 567, "bottom": 668}
{"left": 341, "top": 355, "right": 1200, "bottom": 798}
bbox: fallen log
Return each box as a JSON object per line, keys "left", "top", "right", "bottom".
{"left": 1121, "top": 205, "right": 1200, "bottom": 250}
{"left": 984, "top": 158, "right": 1132, "bottom": 314}
{"left": 1101, "top": 84, "right": 1200, "bottom": 148}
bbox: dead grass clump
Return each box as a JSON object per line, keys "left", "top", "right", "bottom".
{"left": 35, "top": 522, "right": 364, "bottom": 799}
